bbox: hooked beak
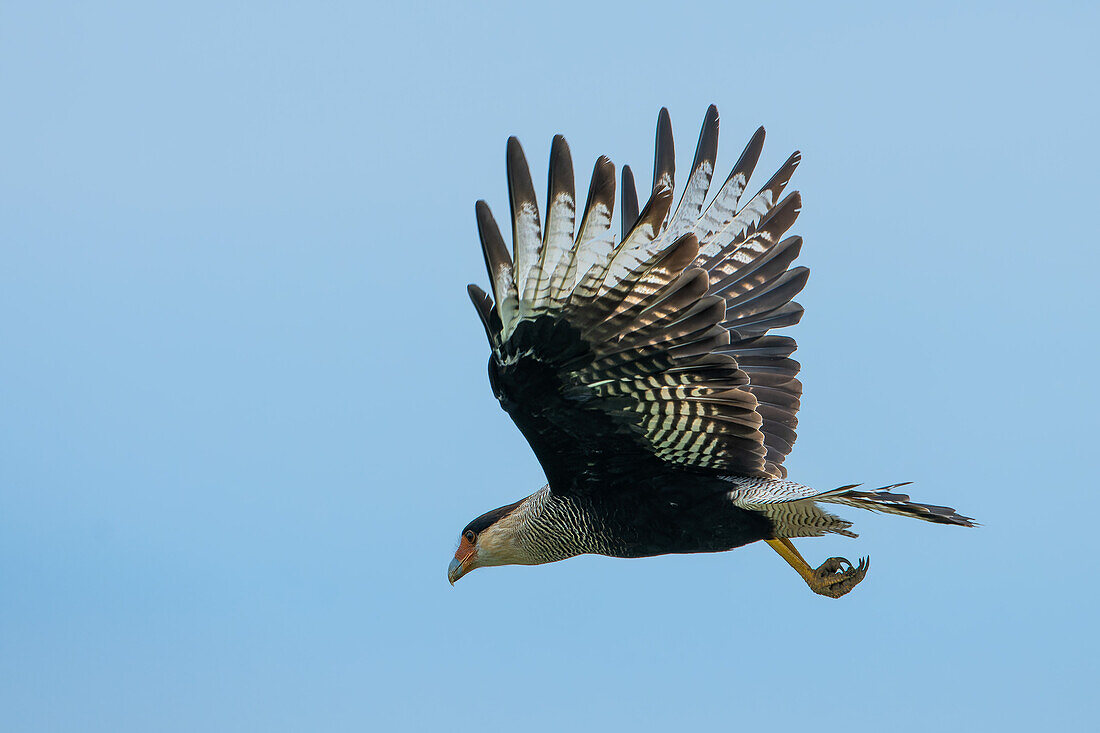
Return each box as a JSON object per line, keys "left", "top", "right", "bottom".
{"left": 448, "top": 555, "right": 470, "bottom": 585}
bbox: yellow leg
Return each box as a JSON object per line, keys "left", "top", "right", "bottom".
{"left": 765, "top": 538, "right": 870, "bottom": 599}
{"left": 765, "top": 537, "right": 817, "bottom": 583}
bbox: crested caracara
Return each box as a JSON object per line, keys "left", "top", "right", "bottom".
{"left": 449, "top": 106, "right": 974, "bottom": 597}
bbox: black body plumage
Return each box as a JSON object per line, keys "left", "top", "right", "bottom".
{"left": 486, "top": 313, "right": 775, "bottom": 558}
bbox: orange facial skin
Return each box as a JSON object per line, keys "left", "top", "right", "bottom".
{"left": 449, "top": 535, "right": 478, "bottom": 584}
{"left": 454, "top": 535, "right": 476, "bottom": 566}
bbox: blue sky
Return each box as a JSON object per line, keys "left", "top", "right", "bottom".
{"left": 2, "top": 1, "right": 1098, "bottom": 730}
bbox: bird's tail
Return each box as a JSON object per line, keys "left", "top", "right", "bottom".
{"left": 815, "top": 482, "right": 977, "bottom": 528}
{"left": 727, "top": 478, "right": 976, "bottom": 538}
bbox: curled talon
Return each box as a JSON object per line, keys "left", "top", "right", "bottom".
{"left": 816, "top": 557, "right": 848, "bottom": 576}
{"left": 765, "top": 539, "right": 875, "bottom": 598}
{"left": 808, "top": 555, "right": 869, "bottom": 598}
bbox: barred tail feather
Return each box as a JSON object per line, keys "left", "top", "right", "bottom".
{"left": 818, "top": 483, "right": 978, "bottom": 527}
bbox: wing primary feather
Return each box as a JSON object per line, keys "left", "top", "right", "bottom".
{"left": 621, "top": 165, "right": 639, "bottom": 243}
{"left": 466, "top": 284, "right": 497, "bottom": 345}
{"left": 474, "top": 200, "right": 517, "bottom": 329}
{"left": 667, "top": 104, "right": 719, "bottom": 241}
{"left": 544, "top": 135, "right": 576, "bottom": 247}
{"left": 575, "top": 155, "right": 616, "bottom": 247}
{"left": 652, "top": 107, "right": 675, "bottom": 196}
{"left": 506, "top": 137, "right": 542, "bottom": 306}
{"left": 527, "top": 134, "right": 576, "bottom": 308}
{"left": 556, "top": 156, "right": 615, "bottom": 303}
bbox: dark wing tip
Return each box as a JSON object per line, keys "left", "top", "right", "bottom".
{"left": 506, "top": 137, "right": 535, "bottom": 193}
{"left": 506, "top": 136, "right": 532, "bottom": 181}
{"left": 467, "top": 284, "right": 496, "bottom": 344}
{"left": 694, "top": 106, "right": 720, "bottom": 164}
{"left": 621, "top": 164, "right": 639, "bottom": 240}
{"left": 474, "top": 199, "right": 505, "bottom": 245}
{"left": 652, "top": 108, "right": 675, "bottom": 193}
{"left": 474, "top": 199, "right": 512, "bottom": 285}
{"left": 547, "top": 135, "right": 575, "bottom": 192}
{"left": 549, "top": 134, "right": 572, "bottom": 169}
{"left": 720, "top": 126, "right": 766, "bottom": 190}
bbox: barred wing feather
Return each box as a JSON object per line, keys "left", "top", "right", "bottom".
{"left": 469, "top": 106, "right": 808, "bottom": 490}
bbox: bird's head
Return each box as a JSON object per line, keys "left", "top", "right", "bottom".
{"left": 448, "top": 497, "right": 533, "bottom": 584}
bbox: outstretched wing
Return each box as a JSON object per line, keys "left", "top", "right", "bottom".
{"left": 468, "top": 106, "right": 806, "bottom": 491}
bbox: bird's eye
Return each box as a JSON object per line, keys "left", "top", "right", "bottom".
{"left": 464, "top": 530, "right": 476, "bottom": 543}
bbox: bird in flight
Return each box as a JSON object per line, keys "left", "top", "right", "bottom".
{"left": 450, "top": 106, "right": 974, "bottom": 597}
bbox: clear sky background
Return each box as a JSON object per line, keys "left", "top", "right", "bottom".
{"left": 2, "top": 1, "right": 1098, "bottom": 731}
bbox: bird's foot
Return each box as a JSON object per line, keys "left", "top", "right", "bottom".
{"left": 806, "top": 556, "right": 869, "bottom": 598}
